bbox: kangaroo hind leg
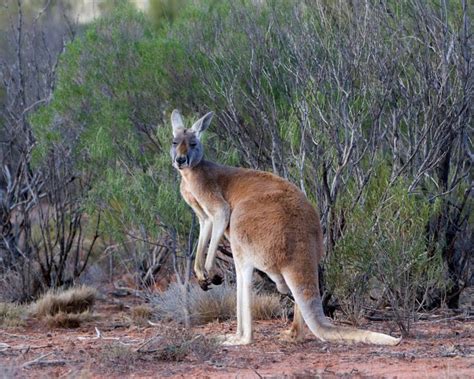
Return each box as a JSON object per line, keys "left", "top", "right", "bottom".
{"left": 263, "top": 272, "right": 305, "bottom": 342}
{"left": 267, "top": 272, "right": 290, "bottom": 295}
{"left": 221, "top": 255, "right": 254, "bottom": 346}
{"left": 280, "top": 303, "right": 305, "bottom": 342}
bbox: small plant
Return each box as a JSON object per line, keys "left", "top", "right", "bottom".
{"left": 370, "top": 185, "right": 443, "bottom": 335}
{"left": 138, "top": 326, "right": 217, "bottom": 362}
{"left": 32, "top": 285, "right": 97, "bottom": 328}
{"left": 32, "top": 285, "right": 97, "bottom": 317}
{"left": 130, "top": 305, "right": 153, "bottom": 326}
{"left": 326, "top": 171, "right": 444, "bottom": 335}
{"left": 151, "top": 283, "right": 282, "bottom": 326}
{"left": 44, "top": 311, "right": 95, "bottom": 328}
{"left": 100, "top": 343, "right": 139, "bottom": 365}
{"left": 0, "top": 302, "right": 27, "bottom": 328}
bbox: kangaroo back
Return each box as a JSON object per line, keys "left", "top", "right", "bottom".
{"left": 170, "top": 109, "right": 401, "bottom": 346}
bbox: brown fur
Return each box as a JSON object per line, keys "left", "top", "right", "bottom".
{"left": 180, "top": 161, "right": 323, "bottom": 275}
{"left": 171, "top": 110, "right": 400, "bottom": 346}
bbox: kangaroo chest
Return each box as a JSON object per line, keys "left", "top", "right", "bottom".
{"left": 180, "top": 178, "right": 213, "bottom": 219}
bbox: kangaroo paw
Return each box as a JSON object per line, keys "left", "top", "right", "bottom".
{"left": 210, "top": 273, "right": 223, "bottom": 285}
{"left": 279, "top": 326, "right": 304, "bottom": 343}
{"left": 197, "top": 270, "right": 223, "bottom": 291}
{"left": 218, "top": 334, "right": 252, "bottom": 346}
{"left": 198, "top": 278, "right": 211, "bottom": 291}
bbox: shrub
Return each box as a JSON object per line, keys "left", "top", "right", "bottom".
{"left": 101, "top": 328, "right": 217, "bottom": 364}
{"left": 26, "top": 0, "right": 471, "bottom": 318}
{"left": 326, "top": 169, "right": 444, "bottom": 335}
{"left": 0, "top": 302, "right": 27, "bottom": 328}
{"left": 137, "top": 326, "right": 217, "bottom": 362}
{"left": 130, "top": 304, "right": 153, "bottom": 326}
{"left": 151, "top": 283, "right": 281, "bottom": 326}
{"left": 0, "top": 268, "right": 42, "bottom": 303}
{"left": 44, "top": 311, "right": 95, "bottom": 328}
{"left": 32, "top": 285, "right": 97, "bottom": 317}
{"left": 100, "top": 343, "right": 139, "bottom": 366}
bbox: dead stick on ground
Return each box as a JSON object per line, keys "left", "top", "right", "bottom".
{"left": 0, "top": 342, "right": 10, "bottom": 352}
{"left": 21, "top": 352, "right": 54, "bottom": 368}
{"left": 78, "top": 327, "right": 119, "bottom": 341}
{"left": 25, "top": 360, "right": 68, "bottom": 367}
{"left": 135, "top": 336, "right": 162, "bottom": 352}
{"left": 0, "top": 331, "right": 29, "bottom": 339}
{"left": 15, "top": 344, "right": 52, "bottom": 351}
{"left": 430, "top": 315, "right": 473, "bottom": 323}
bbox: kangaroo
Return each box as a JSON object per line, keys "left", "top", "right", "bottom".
{"left": 170, "top": 109, "right": 401, "bottom": 346}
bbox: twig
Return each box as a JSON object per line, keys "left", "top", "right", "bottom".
{"left": 24, "top": 359, "right": 68, "bottom": 367}
{"left": 77, "top": 327, "right": 101, "bottom": 340}
{"left": 77, "top": 327, "right": 120, "bottom": 341}
{"left": 135, "top": 336, "right": 164, "bottom": 352}
{"left": 0, "top": 342, "right": 10, "bottom": 352}
{"left": 21, "top": 352, "right": 54, "bottom": 368}
{"left": 0, "top": 331, "right": 29, "bottom": 339}
{"left": 2, "top": 344, "right": 52, "bottom": 352}
{"left": 429, "top": 314, "right": 473, "bottom": 323}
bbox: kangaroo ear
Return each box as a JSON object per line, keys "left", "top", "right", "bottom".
{"left": 191, "top": 111, "right": 214, "bottom": 138}
{"left": 171, "top": 109, "right": 185, "bottom": 137}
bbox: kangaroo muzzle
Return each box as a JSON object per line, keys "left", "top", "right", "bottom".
{"left": 176, "top": 155, "right": 188, "bottom": 168}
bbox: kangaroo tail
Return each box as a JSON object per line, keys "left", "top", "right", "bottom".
{"left": 283, "top": 273, "right": 401, "bottom": 346}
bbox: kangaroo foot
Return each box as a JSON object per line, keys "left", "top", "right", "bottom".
{"left": 217, "top": 334, "right": 252, "bottom": 346}
{"left": 279, "top": 325, "right": 304, "bottom": 343}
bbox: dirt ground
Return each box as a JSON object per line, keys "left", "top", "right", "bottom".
{"left": 0, "top": 292, "right": 473, "bottom": 379}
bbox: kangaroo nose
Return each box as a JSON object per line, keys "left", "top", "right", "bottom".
{"left": 176, "top": 156, "right": 187, "bottom": 165}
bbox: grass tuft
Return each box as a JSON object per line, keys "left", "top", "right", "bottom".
{"left": 44, "top": 311, "right": 95, "bottom": 328}
{"left": 32, "top": 285, "right": 97, "bottom": 328}
{"left": 251, "top": 292, "right": 282, "bottom": 320}
{"left": 100, "top": 328, "right": 216, "bottom": 366}
{"left": 33, "top": 285, "right": 97, "bottom": 317}
{"left": 130, "top": 304, "right": 153, "bottom": 326}
{"left": 138, "top": 326, "right": 217, "bottom": 362}
{"left": 151, "top": 283, "right": 281, "bottom": 325}
{"left": 0, "top": 302, "right": 27, "bottom": 328}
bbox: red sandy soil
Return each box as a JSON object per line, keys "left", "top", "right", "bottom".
{"left": 0, "top": 293, "right": 472, "bottom": 378}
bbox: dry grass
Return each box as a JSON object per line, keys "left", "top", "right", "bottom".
{"left": 0, "top": 302, "right": 27, "bottom": 328}
{"left": 44, "top": 311, "right": 95, "bottom": 328}
{"left": 152, "top": 283, "right": 282, "bottom": 325}
{"left": 190, "top": 285, "right": 235, "bottom": 324}
{"left": 130, "top": 305, "right": 153, "bottom": 326}
{"left": 251, "top": 292, "right": 282, "bottom": 320}
{"left": 62, "top": 368, "right": 92, "bottom": 379}
{"left": 100, "top": 343, "right": 139, "bottom": 365}
{"left": 99, "top": 327, "right": 217, "bottom": 366}
{"left": 32, "top": 285, "right": 97, "bottom": 328}
{"left": 32, "top": 285, "right": 97, "bottom": 317}
{"left": 137, "top": 326, "right": 217, "bottom": 362}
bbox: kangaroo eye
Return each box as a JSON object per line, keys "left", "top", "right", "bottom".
{"left": 190, "top": 143, "right": 197, "bottom": 147}
{"left": 172, "top": 141, "right": 178, "bottom": 146}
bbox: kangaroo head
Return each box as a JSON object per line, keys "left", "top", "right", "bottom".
{"left": 170, "top": 109, "right": 214, "bottom": 170}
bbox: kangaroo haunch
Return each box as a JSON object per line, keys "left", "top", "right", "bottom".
{"left": 170, "top": 109, "right": 401, "bottom": 346}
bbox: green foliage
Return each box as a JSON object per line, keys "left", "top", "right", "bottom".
{"left": 326, "top": 165, "right": 444, "bottom": 334}
{"left": 149, "top": 0, "right": 186, "bottom": 29}
{"left": 27, "top": 0, "right": 470, "bottom": 318}
{"left": 31, "top": 3, "right": 193, "bottom": 250}
{"left": 30, "top": 1, "right": 243, "bottom": 255}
